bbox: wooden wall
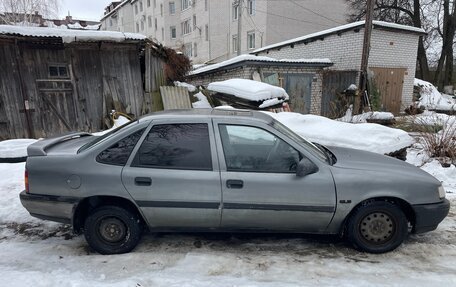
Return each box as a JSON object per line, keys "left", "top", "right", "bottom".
{"left": 0, "top": 39, "right": 151, "bottom": 139}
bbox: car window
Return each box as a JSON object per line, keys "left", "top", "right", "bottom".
{"left": 96, "top": 129, "right": 145, "bottom": 166}
{"left": 132, "top": 123, "right": 212, "bottom": 170}
{"left": 78, "top": 120, "right": 136, "bottom": 153}
{"left": 219, "top": 124, "right": 301, "bottom": 173}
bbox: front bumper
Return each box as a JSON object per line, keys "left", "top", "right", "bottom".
{"left": 19, "top": 191, "right": 80, "bottom": 224}
{"left": 412, "top": 198, "right": 450, "bottom": 233}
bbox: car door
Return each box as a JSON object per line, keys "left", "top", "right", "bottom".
{"left": 213, "top": 120, "right": 336, "bottom": 232}
{"left": 121, "top": 118, "right": 222, "bottom": 229}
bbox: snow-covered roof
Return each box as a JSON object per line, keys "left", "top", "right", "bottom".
{"left": 252, "top": 20, "right": 426, "bottom": 54}
{"left": 190, "top": 54, "right": 332, "bottom": 76}
{"left": 0, "top": 25, "right": 146, "bottom": 43}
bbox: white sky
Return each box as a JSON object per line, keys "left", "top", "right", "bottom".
{"left": 59, "top": 0, "right": 114, "bottom": 21}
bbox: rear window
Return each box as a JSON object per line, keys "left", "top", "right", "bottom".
{"left": 96, "top": 129, "right": 145, "bottom": 166}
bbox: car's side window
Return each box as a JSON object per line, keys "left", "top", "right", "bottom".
{"left": 97, "top": 129, "right": 145, "bottom": 166}
{"left": 132, "top": 123, "right": 212, "bottom": 170}
{"left": 219, "top": 124, "right": 301, "bottom": 173}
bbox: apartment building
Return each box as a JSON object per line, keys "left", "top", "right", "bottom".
{"left": 100, "top": 0, "right": 347, "bottom": 64}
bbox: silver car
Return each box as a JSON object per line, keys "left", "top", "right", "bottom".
{"left": 20, "top": 109, "right": 450, "bottom": 254}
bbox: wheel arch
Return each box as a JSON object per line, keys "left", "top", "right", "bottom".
{"left": 72, "top": 196, "right": 148, "bottom": 234}
{"left": 340, "top": 196, "right": 415, "bottom": 236}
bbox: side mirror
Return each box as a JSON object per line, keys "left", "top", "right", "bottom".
{"left": 296, "top": 158, "right": 319, "bottom": 177}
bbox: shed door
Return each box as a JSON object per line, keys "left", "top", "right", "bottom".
{"left": 370, "top": 67, "right": 406, "bottom": 114}
{"left": 285, "top": 74, "right": 313, "bottom": 114}
{"left": 321, "top": 71, "right": 358, "bottom": 118}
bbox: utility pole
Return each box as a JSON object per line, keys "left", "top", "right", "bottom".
{"left": 359, "top": 0, "right": 374, "bottom": 112}
{"left": 237, "top": 0, "right": 243, "bottom": 55}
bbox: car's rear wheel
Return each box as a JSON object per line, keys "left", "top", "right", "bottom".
{"left": 347, "top": 201, "right": 408, "bottom": 253}
{"left": 84, "top": 206, "right": 141, "bottom": 254}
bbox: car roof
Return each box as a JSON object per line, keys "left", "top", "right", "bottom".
{"left": 137, "top": 108, "right": 274, "bottom": 124}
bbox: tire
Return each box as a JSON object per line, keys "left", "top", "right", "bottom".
{"left": 347, "top": 201, "right": 408, "bottom": 253}
{"left": 84, "top": 206, "right": 142, "bottom": 255}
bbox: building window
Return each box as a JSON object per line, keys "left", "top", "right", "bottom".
{"left": 154, "top": 18, "right": 157, "bottom": 30}
{"left": 109, "top": 18, "right": 113, "bottom": 27}
{"left": 247, "top": 31, "right": 255, "bottom": 49}
{"left": 170, "top": 26, "right": 177, "bottom": 39}
{"left": 181, "top": 19, "right": 191, "bottom": 35}
{"left": 135, "top": 4, "right": 138, "bottom": 14}
{"left": 205, "top": 0, "right": 208, "bottom": 11}
{"left": 205, "top": 24, "right": 209, "bottom": 41}
{"left": 148, "top": 16, "right": 152, "bottom": 27}
{"left": 160, "top": 4, "right": 163, "bottom": 16}
{"left": 162, "top": 27, "right": 164, "bottom": 40}
{"left": 169, "top": 2, "right": 176, "bottom": 14}
{"left": 248, "top": 0, "right": 255, "bottom": 15}
{"left": 194, "top": 43, "right": 197, "bottom": 57}
{"left": 154, "top": 0, "right": 157, "bottom": 8}
{"left": 181, "top": 0, "right": 190, "bottom": 11}
{"left": 193, "top": 15, "right": 196, "bottom": 29}
{"left": 147, "top": 0, "right": 150, "bottom": 7}
{"left": 184, "top": 43, "right": 192, "bottom": 57}
{"left": 48, "top": 64, "right": 68, "bottom": 78}
{"left": 232, "top": 35, "right": 238, "bottom": 53}
{"left": 233, "top": 4, "right": 239, "bottom": 20}
{"left": 136, "top": 22, "right": 139, "bottom": 32}
{"left": 140, "top": 1, "right": 143, "bottom": 12}
{"left": 141, "top": 20, "right": 145, "bottom": 31}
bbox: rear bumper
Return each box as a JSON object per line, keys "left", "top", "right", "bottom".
{"left": 412, "top": 199, "right": 450, "bottom": 233}
{"left": 19, "top": 191, "right": 80, "bottom": 224}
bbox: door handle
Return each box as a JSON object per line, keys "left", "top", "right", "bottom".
{"left": 135, "top": 177, "right": 152, "bottom": 186}
{"left": 226, "top": 179, "right": 243, "bottom": 189}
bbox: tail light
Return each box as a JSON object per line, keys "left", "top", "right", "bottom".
{"left": 25, "top": 169, "right": 29, "bottom": 193}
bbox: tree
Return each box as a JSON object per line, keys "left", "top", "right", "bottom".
{"left": 0, "top": 0, "right": 60, "bottom": 26}
{"left": 345, "top": 0, "right": 434, "bottom": 81}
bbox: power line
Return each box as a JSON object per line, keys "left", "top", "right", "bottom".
{"left": 289, "top": 0, "right": 345, "bottom": 25}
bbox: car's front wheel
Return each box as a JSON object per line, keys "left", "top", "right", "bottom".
{"left": 347, "top": 201, "right": 408, "bottom": 253}
{"left": 84, "top": 206, "right": 142, "bottom": 254}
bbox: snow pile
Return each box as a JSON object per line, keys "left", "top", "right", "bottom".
{"left": 0, "top": 139, "right": 37, "bottom": 159}
{"left": 192, "top": 92, "right": 212, "bottom": 108}
{"left": 208, "top": 79, "right": 289, "bottom": 108}
{"left": 415, "top": 78, "right": 456, "bottom": 111}
{"left": 0, "top": 25, "right": 146, "bottom": 43}
{"left": 338, "top": 105, "right": 394, "bottom": 123}
{"left": 174, "top": 81, "right": 197, "bottom": 92}
{"left": 268, "top": 112, "right": 414, "bottom": 154}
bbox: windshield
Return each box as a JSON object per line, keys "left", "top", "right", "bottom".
{"left": 78, "top": 120, "right": 136, "bottom": 153}
{"left": 270, "top": 119, "right": 329, "bottom": 163}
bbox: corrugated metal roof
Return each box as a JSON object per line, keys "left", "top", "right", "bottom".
{"left": 160, "top": 86, "right": 192, "bottom": 110}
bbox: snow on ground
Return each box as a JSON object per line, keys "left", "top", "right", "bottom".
{"left": 268, "top": 112, "right": 414, "bottom": 154}
{"left": 0, "top": 147, "right": 455, "bottom": 286}
{"left": 338, "top": 105, "right": 394, "bottom": 123}
{"left": 0, "top": 113, "right": 455, "bottom": 286}
{"left": 0, "top": 139, "right": 37, "bottom": 159}
{"left": 415, "top": 78, "right": 456, "bottom": 111}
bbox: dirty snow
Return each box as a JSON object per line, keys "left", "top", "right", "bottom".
{"left": 92, "top": 116, "right": 131, "bottom": 136}
{"left": 338, "top": 105, "right": 394, "bottom": 123}
{"left": 208, "top": 79, "right": 289, "bottom": 103}
{"left": 415, "top": 78, "right": 456, "bottom": 111}
{"left": 268, "top": 112, "right": 414, "bottom": 154}
{"left": 0, "top": 146, "right": 454, "bottom": 286}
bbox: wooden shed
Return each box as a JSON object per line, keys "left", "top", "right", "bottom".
{"left": 0, "top": 25, "right": 166, "bottom": 139}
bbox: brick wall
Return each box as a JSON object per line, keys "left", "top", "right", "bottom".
{"left": 255, "top": 27, "right": 421, "bottom": 110}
